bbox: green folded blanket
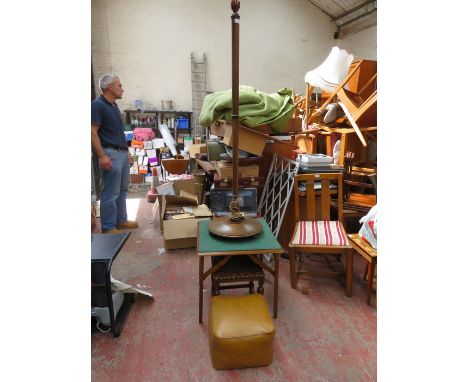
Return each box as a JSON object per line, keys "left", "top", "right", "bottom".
{"left": 199, "top": 85, "right": 295, "bottom": 133}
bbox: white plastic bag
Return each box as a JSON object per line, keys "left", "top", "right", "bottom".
{"left": 359, "top": 205, "right": 377, "bottom": 249}
{"left": 332, "top": 139, "right": 341, "bottom": 164}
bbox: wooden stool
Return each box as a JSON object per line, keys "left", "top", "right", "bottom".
{"left": 348, "top": 234, "right": 377, "bottom": 306}
{"left": 208, "top": 294, "right": 275, "bottom": 370}
{"left": 211, "top": 255, "right": 265, "bottom": 296}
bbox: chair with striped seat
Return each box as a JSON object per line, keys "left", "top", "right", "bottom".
{"left": 288, "top": 173, "right": 353, "bottom": 296}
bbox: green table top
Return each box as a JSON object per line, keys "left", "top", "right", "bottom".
{"left": 197, "top": 218, "right": 284, "bottom": 254}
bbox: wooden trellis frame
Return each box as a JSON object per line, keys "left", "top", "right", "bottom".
{"left": 257, "top": 153, "right": 300, "bottom": 239}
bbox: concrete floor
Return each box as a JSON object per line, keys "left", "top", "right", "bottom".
{"left": 91, "top": 196, "right": 376, "bottom": 382}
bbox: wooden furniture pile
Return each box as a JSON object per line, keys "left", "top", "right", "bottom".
{"left": 298, "top": 59, "right": 377, "bottom": 167}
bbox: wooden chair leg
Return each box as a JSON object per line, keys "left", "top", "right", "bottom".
{"left": 257, "top": 278, "right": 265, "bottom": 294}
{"left": 363, "top": 263, "right": 369, "bottom": 280}
{"left": 289, "top": 247, "right": 298, "bottom": 289}
{"left": 345, "top": 248, "right": 353, "bottom": 297}
{"left": 212, "top": 281, "right": 220, "bottom": 296}
{"left": 367, "top": 262, "right": 375, "bottom": 306}
{"left": 249, "top": 281, "right": 254, "bottom": 294}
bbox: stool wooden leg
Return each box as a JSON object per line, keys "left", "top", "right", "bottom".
{"left": 257, "top": 278, "right": 264, "bottom": 294}
{"left": 367, "top": 262, "right": 375, "bottom": 306}
{"left": 249, "top": 281, "right": 254, "bottom": 294}
{"left": 199, "top": 256, "right": 204, "bottom": 324}
{"left": 363, "top": 263, "right": 369, "bottom": 281}
{"left": 289, "top": 247, "right": 297, "bottom": 289}
{"left": 212, "top": 282, "right": 220, "bottom": 296}
{"left": 345, "top": 248, "right": 353, "bottom": 297}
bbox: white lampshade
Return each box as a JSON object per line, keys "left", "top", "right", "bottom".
{"left": 304, "top": 46, "right": 354, "bottom": 93}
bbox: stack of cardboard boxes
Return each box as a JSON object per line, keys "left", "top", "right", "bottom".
{"left": 152, "top": 174, "right": 212, "bottom": 249}
{"left": 128, "top": 137, "right": 166, "bottom": 184}
{"left": 210, "top": 122, "right": 264, "bottom": 181}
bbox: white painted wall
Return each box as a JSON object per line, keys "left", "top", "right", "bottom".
{"left": 338, "top": 26, "right": 377, "bottom": 60}
{"left": 92, "top": 0, "right": 376, "bottom": 111}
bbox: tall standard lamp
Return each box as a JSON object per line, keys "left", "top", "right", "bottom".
{"left": 208, "top": 0, "right": 263, "bottom": 238}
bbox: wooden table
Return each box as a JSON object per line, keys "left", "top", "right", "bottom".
{"left": 197, "top": 218, "right": 284, "bottom": 323}
{"left": 195, "top": 159, "right": 217, "bottom": 197}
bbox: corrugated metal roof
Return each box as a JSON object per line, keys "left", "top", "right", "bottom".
{"left": 306, "top": 0, "right": 377, "bottom": 38}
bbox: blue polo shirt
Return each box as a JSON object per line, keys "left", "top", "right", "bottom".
{"left": 91, "top": 95, "right": 127, "bottom": 149}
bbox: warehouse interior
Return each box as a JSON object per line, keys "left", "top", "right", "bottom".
{"left": 2, "top": 1, "right": 467, "bottom": 381}
{"left": 90, "top": 0, "right": 379, "bottom": 379}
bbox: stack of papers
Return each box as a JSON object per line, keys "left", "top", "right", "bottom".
{"left": 298, "top": 154, "right": 334, "bottom": 167}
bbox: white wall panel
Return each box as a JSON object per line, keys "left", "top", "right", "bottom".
{"left": 92, "top": 0, "right": 376, "bottom": 111}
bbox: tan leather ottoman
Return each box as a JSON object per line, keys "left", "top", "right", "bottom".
{"left": 208, "top": 294, "right": 275, "bottom": 370}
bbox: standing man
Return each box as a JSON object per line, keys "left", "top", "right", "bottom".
{"left": 91, "top": 74, "right": 138, "bottom": 234}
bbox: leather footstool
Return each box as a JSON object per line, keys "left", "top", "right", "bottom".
{"left": 208, "top": 294, "right": 275, "bottom": 370}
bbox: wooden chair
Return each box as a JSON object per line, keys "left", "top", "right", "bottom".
{"left": 340, "top": 152, "right": 377, "bottom": 224}
{"left": 310, "top": 60, "right": 377, "bottom": 147}
{"left": 348, "top": 234, "right": 377, "bottom": 306}
{"left": 337, "top": 88, "right": 377, "bottom": 140}
{"left": 288, "top": 173, "right": 353, "bottom": 296}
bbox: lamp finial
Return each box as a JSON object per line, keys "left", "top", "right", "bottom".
{"left": 231, "top": 0, "right": 240, "bottom": 14}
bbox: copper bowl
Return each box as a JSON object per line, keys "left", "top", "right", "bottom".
{"left": 161, "top": 156, "right": 190, "bottom": 174}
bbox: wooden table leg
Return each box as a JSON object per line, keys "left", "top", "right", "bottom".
{"left": 325, "top": 134, "right": 332, "bottom": 157}
{"left": 199, "top": 256, "right": 204, "bottom": 324}
{"left": 273, "top": 254, "right": 279, "bottom": 319}
{"left": 367, "top": 261, "right": 375, "bottom": 306}
{"left": 289, "top": 247, "right": 297, "bottom": 289}
{"left": 363, "top": 263, "right": 369, "bottom": 280}
{"left": 345, "top": 248, "right": 353, "bottom": 297}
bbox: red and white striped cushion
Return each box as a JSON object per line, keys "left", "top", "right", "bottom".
{"left": 292, "top": 221, "right": 349, "bottom": 246}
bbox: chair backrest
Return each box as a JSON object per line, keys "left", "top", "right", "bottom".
{"left": 343, "top": 152, "right": 377, "bottom": 201}
{"left": 293, "top": 173, "right": 343, "bottom": 222}
{"left": 312, "top": 59, "right": 364, "bottom": 117}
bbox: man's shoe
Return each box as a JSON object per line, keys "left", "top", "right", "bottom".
{"left": 117, "top": 220, "right": 139, "bottom": 229}
{"left": 102, "top": 228, "right": 122, "bottom": 234}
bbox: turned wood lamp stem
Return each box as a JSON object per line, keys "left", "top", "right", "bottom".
{"left": 207, "top": 0, "right": 262, "bottom": 238}
{"left": 231, "top": 0, "right": 240, "bottom": 218}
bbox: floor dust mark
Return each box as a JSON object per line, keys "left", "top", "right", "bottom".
{"left": 359, "top": 356, "right": 375, "bottom": 382}
{"left": 157, "top": 248, "right": 166, "bottom": 256}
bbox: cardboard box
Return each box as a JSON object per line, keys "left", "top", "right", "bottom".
{"left": 287, "top": 117, "right": 302, "bottom": 133}
{"left": 154, "top": 177, "right": 205, "bottom": 233}
{"left": 215, "top": 161, "right": 259, "bottom": 179}
{"left": 189, "top": 143, "right": 207, "bottom": 159}
{"left": 130, "top": 174, "right": 144, "bottom": 184}
{"left": 143, "top": 141, "right": 153, "bottom": 150}
{"left": 131, "top": 140, "right": 144, "bottom": 149}
{"left": 160, "top": 193, "right": 211, "bottom": 249}
{"left": 163, "top": 217, "right": 210, "bottom": 249}
{"left": 173, "top": 178, "right": 204, "bottom": 205}
{"left": 223, "top": 124, "right": 266, "bottom": 156}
